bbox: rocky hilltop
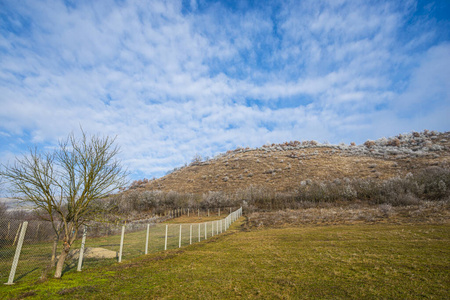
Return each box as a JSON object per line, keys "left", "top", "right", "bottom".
{"left": 134, "top": 130, "right": 450, "bottom": 194}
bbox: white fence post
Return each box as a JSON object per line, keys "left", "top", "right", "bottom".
{"left": 198, "top": 223, "right": 201, "bottom": 242}
{"left": 204, "top": 222, "right": 207, "bottom": 239}
{"left": 164, "top": 225, "right": 168, "bottom": 251}
{"left": 118, "top": 225, "right": 125, "bottom": 263}
{"left": 212, "top": 222, "right": 214, "bottom": 237}
{"left": 190, "top": 224, "right": 192, "bottom": 245}
{"left": 5, "top": 221, "right": 28, "bottom": 285}
{"left": 179, "top": 225, "right": 182, "bottom": 248}
{"left": 77, "top": 226, "right": 87, "bottom": 271}
{"left": 12, "top": 223, "right": 22, "bottom": 247}
{"left": 145, "top": 224, "right": 150, "bottom": 255}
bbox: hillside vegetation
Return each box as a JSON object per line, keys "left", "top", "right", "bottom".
{"left": 138, "top": 130, "right": 449, "bottom": 194}
{"left": 95, "top": 131, "right": 450, "bottom": 221}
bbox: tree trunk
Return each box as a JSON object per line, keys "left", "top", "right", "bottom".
{"left": 41, "top": 223, "right": 62, "bottom": 280}
{"left": 50, "top": 232, "right": 59, "bottom": 265}
{"left": 41, "top": 236, "right": 60, "bottom": 280}
{"left": 54, "top": 235, "right": 72, "bottom": 278}
{"left": 54, "top": 249, "right": 68, "bottom": 278}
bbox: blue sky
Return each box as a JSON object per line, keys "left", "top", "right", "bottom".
{"left": 0, "top": 0, "right": 449, "bottom": 181}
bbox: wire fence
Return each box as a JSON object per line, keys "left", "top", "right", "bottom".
{"left": 1, "top": 207, "right": 242, "bottom": 284}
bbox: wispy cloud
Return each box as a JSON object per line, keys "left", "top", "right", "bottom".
{"left": 0, "top": 0, "right": 449, "bottom": 179}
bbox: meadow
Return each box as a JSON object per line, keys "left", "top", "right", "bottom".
{"left": 1, "top": 217, "right": 448, "bottom": 299}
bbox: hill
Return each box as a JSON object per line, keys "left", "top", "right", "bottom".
{"left": 135, "top": 130, "right": 450, "bottom": 194}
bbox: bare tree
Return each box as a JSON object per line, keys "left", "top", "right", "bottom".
{"left": 0, "top": 130, "right": 128, "bottom": 278}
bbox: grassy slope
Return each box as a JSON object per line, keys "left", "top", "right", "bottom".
{"left": 2, "top": 219, "right": 449, "bottom": 299}
{"left": 141, "top": 133, "right": 450, "bottom": 194}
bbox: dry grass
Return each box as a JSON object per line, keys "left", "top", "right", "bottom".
{"left": 245, "top": 201, "right": 450, "bottom": 229}
{"left": 140, "top": 132, "right": 450, "bottom": 194}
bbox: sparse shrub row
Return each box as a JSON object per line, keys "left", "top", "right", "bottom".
{"left": 245, "top": 200, "right": 450, "bottom": 229}
{"left": 102, "top": 167, "right": 450, "bottom": 216}
{"left": 223, "top": 130, "right": 448, "bottom": 159}
{"left": 242, "top": 166, "right": 450, "bottom": 211}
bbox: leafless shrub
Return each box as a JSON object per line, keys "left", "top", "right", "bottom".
{"left": 190, "top": 154, "right": 203, "bottom": 166}
{"left": 202, "top": 191, "right": 230, "bottom": 208}
{"left": 128, "top": 178, "right": 149, "bottom": 190}
{"left": 364, "top": 140, "right": 376, "bottom": 148}
{"left": 245, "top": 200, "right": 449, "bottom": 229}
{"left": 378, "top": 203, "right": 392, "bottom": 216}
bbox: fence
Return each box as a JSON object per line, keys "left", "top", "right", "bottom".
{"left": 1, "top": 207, "right": 242, "bottom": 284}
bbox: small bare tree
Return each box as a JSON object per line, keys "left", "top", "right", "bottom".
{"left": 0, "top": 130, "right": 128, "bottom": 278}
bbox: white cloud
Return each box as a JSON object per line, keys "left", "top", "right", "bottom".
{"left": 0, "top": 0, "right": 448, "bottom": 179}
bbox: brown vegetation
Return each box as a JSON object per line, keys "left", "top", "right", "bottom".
{"left": 94, "top": 131, "right": 450, "bottom": 220}
{"left": 136, "top": 131, "right": 449, "bottom": 194}
{"left": 245, "top": 201, "right": 450, "bottom": 229}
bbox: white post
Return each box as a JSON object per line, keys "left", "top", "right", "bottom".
{"left": 190, "top": 224, "right": 192, "bottom": 245}
{"left": 77, "top": 226, "right": 87, "bottom": 271}
{"left": 198, "top": 223, "right": 201, "bottom": 242}
{"left": 12, "top": 223, "right": 22, "bottom": 246}
{"left": 145, "top": 224, "right": 150, "bottom": 255}
{"left": 179, "top": 225, "right": 182, "bottom": 248}
{"left": 212, "top": 222, "right": 214, "bottom": 237}
{"left": 118, "top": 225, "right": 125, "bottom": 263}
{"left": 5, "top": 221, "right": 28, "bottom": 285}
{"left": 217, "top": 221, "right": 219, "bottom": 234}
{"left": 204, "top": 222, "right": 207, "bottom": 239}
{"left": 164, "top": 225, "right": 168, "bottom": 251}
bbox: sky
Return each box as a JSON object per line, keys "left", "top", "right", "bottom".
{"left": 0, "top": 0, "right": 449, "bottom": 181}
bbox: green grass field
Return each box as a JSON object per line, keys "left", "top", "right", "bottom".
{"left": 1, "top": 218, "right": 449, "bottom": 299}
{"left": 0, "top": 218, "right": 228, "bottom": 285}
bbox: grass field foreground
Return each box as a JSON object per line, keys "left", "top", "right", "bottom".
{"left": 1, "top": 219, "right": 449, "bottom": 299}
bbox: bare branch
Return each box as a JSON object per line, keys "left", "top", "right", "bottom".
{"left": 0, "top": 129, "right": 128, "bottom": 278}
